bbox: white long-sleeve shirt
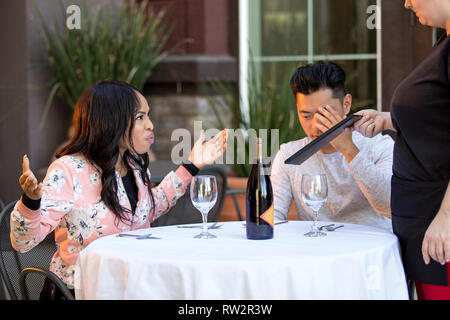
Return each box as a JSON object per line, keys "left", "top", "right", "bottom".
{"left": 271, "top": 132, "right": 394, "bottom": 231}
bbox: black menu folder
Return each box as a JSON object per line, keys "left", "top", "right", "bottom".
{"left": 284, "top": 114, "right": 363, "bottom": 165}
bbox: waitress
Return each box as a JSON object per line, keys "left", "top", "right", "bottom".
{"left": 352, "top": 0, "right": 450, "bottom": 300}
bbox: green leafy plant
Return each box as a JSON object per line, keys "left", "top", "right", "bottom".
{"left": 34, "top": 0, "right": 172, "bottom": 127}
{"left": 207, "top": 67, "right": 306, "bottom": 177}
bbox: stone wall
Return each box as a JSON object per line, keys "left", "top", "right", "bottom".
{"left": 146, "top": 94, "right": 232, "bottom": 161}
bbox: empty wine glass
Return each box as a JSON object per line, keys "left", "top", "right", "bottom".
{"left": 190, "top": 175, "right": 218, "bottom": 239}
{"left": 301, "top": 174, "right": 328, "bottom": 237}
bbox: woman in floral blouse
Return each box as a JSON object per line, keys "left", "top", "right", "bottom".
{"left": 11, "top": 79, "right": 228, "bottom": 298}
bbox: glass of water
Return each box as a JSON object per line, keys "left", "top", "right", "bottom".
{"left": 301, "top": 174, "right": 328, "bottom": 237}
{"left": 190, "top": 175, "right": 218, "bottom": 239}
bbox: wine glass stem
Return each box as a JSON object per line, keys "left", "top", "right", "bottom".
{"left": 202, "top": 211, "right": 208, "bottom": 233}
{"left": 312, "top": 210, "right": 318, "bottom": 232}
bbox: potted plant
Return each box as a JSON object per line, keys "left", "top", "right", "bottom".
{"left": 34, "top": 0, "right": 172, "bottom": 126}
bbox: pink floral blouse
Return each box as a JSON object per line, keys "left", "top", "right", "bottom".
{"left": 10, "top": 154, "right": 193, "bottom": 288}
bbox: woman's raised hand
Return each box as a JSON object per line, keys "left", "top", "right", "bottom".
{"left": 19, "top": 155, "right": 43, "bottom": 200}
{"left": 189, "top": 129, "right": 229, "bottom": 168}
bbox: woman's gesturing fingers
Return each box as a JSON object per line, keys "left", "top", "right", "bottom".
{"left": 19, "top": 155, "right": 43, "bottom": 200}
{"left": 189, "top": 129, "right": 229, "bottom": 168}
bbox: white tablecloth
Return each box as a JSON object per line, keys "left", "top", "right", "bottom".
{"left": 75, "top": 221, "right": 408, "bottom": 300}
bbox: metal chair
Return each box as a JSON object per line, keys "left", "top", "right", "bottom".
{"left": 225, "top": 187, "right": 245, "bottom": 221}
{"left": 407, "top": 280, "right": 416, "bottom": 300}
{"left": 0, "top": 198, "right": 8, "bottom": 299}
{"left": 151, "top": 165, "right": 228, "bottom": 227}
{"left": 0, "top": 201, "right": 74, "bottom": 300}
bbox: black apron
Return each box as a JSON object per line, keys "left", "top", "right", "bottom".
{"left": 390, "top": 33, "right": 450, "bottom": 286}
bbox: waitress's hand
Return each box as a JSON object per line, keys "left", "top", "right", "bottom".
{"left": 422, "top": 187, "right": 450, "bottom": 266}
{"left": 352, "top": 110, "right": 394, "bottom": 138}
{"left": 189, "top": 129, "right": 228, "bottom": 169}
{"left": 19, "top": 155, "right": 43, "bottom": 200}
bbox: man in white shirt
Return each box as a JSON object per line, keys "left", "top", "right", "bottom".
{"left": 272, "top": 62, "right": 393, "bottom": 230}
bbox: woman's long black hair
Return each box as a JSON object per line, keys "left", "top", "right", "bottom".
{"left": 56, "top": 79, "right": 155, "bottom": 225}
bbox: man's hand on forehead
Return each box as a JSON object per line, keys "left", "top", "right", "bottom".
{"left": 314, "top": 105, "right": 345, "bottom": 132}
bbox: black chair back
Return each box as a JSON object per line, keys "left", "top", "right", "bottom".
{"left": 0, "top": 201, "right": 69, "bottom": 300}
{"left": 151, "top": 166, "right": 227, "bottom": 227}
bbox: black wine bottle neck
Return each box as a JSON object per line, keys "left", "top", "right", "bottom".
{"left": 255, "top": 137, "right": 263, "bottom": 165}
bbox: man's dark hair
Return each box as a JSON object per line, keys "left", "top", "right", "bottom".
{"left": 290, "top": 61, "right": 347, "bottom": 100}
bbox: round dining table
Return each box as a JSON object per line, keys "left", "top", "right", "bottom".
{"left": 74, "top": 221, "right": 409, "bottom": 300}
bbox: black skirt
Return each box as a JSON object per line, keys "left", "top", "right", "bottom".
{"left": 391, "top": 176, "right": 448, "bottom": 285}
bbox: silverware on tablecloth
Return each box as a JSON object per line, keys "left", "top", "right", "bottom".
{"left": 318, "top": 224, "right": 334, "bottom": 231}
{"left": 323, "top": 225, "right": 344, "bottom": 231}
{"left": 116, "top": 233, "right": 161, "bottom": 239}
{"left": 136, "top": 234, "right": 162, "bottom": 240}
{"left": 116, "top": 233, "right": 150, "bottom": 238}
{"left": 176, "top": 222, "right": 222, "bottom": 230}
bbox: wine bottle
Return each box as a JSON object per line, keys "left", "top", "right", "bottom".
{"left": 246, "top": 137, "right": 274, "bottom": 240}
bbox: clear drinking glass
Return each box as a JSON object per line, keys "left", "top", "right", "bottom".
{"left": 301, "top": 174, "right": 328, "bottom": 237}
{"left": 190, "top": 175, "right": 218, "bottom": 239}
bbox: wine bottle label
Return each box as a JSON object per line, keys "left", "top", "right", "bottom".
{"left": 260, "top": 203, "right": 274, "bottom": 227}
